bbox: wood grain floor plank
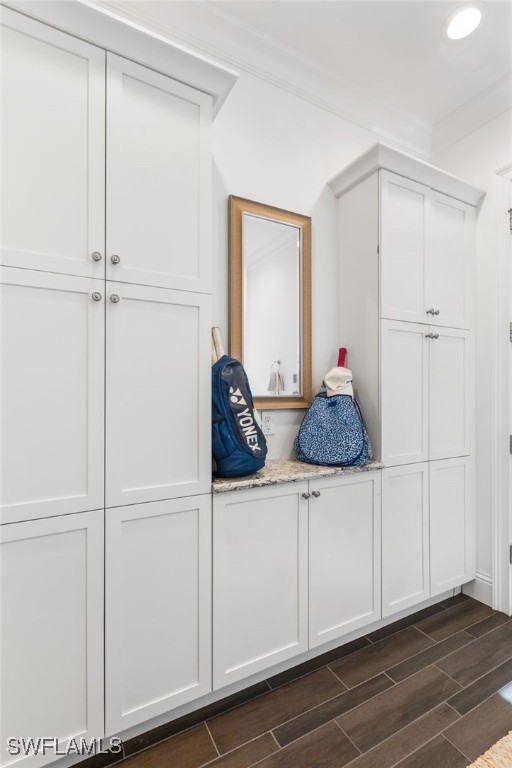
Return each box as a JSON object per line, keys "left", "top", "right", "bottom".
{"left": 444, "top": 693, "right": 512, "bottom": 761}
{"left": 415, "top": 600, "right": 493, "bottom": 641}
{"left": 436, "top": 625, "right": 512, "bottom": 686}
{"left": 251, "top": 722, "right": 359, "bottom": 768}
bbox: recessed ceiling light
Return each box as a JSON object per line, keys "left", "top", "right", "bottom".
{"left": 443, "top": 3, "right": 485, "bottom": 40}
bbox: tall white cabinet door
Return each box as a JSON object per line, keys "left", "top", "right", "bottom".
{"left": 105, "top": 282, "right": 211, "bottom": 507}
{"left": 0, "top": 510, "right": 104, "bottom": 768}
{"left": 106, "top": 53, "right": 212, "bottom": 292}
{"left": 426, "top": 192, "right": 473, "bottom": 330}
{"left": 380, "top": 321, "right": 429, "bottom": 466}
{"left": 430, "top": 457, "right": 475, "bottom": 596}
{"left": 379, "top": 170, "right": 428, "bottom": 324}
{"left": 105, "top": 496, "right": 211, "bottom": 734}
{"left": 309, "top": 473, "right": 381, "bottom": 648}
{"left": 213, "top": 484, "right": 309, "bottom": 689}
{"left": 429, "top": 327, "right": 471, "bottom": 461}
{"left": 0, "top": 268, "right": 105, "bottom": 524}
{"left": 382, "top": 464, "right": 429, "bottom": 618}
{"left": 0, "top": 8, "right": 105, "bottom": 278}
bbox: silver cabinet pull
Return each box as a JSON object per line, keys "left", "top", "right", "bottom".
{"left": 91, "top": 251, "right": 102, "bottom": 262}
{"left": 302, "top": 493, "right": 311, "bottom": 500}
{"left": 426, "top": 308, "right": 435, "bottom": 315}
{"left": 433, "top": 309, "right": 440, "bottom": 315}
{"left": 110, "top": 294, "right": 120, "bottom": 304}
{"left": 312, "top": 490, "right": 321, "bottom": 498}
{"left": 91, "top": 291, "right": 102, "bottom": 301}
{"left": 111, "top": 254, "right": 120, "bottom": 264}
{"left": 432, "top": 333, "right": 439, "bottom": 339}
{"left": 425, "top": 332, "right": 434, "bottom": 338}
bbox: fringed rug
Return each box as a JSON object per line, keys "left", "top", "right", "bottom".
{"left": 468, "top": 732, "right": 512, "bottom": 767}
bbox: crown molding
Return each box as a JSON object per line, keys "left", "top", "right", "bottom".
{"left": 432, "top": 70, "right": 512, "bottom": 155}
{"left": 89, "top": 0, "right": 433, "bottom": 157}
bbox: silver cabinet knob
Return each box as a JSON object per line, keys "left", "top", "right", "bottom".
{"left": 426, "top": 308, "right": 435, "bottom": 315}
{"left": 312, "top": 490, "right": 321, "bottom": 498}
{"left": 91, "top": 251, "right": 102, "bottom": 262}
{"left": 302, "top": 493, "right": 311, "bottom": 500}
{"left": 91, "top": 291, "right": 102, "bottom": 301}
{"left": 433, "top": 309, "right": 440, "bottom": 315}
{"left": 111, "top": 254, "right": 120, "bottom": 264}
{"left": 425, "top": 332, "right": 434, "bottom": 338}
{"left": 110, "top": 294, "right": 120, "bottom": 304}
{"left": 432, "top": 333, "right": 439, "bottom": 339}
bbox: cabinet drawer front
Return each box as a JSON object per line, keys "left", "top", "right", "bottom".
{"left": 380, "top": 320, "right": 429, "bottom": 466}
{"left": 426, "top": 193, "right": 473, "bottom": 330}
{"left": 309, "top": 473, "right": 381, "bottom": 647}
{"left": 382, "top": 464, "right": 429, "bottom": 618}
{"left": 213, "top": 484, "right": 308, "bottom": 688}
{"left": 0, "top": 511, "right": 104, "bottom": 768}
{"left": 105, "top": 282, "right": 211, "bottom": 507}
{"left": 429, "top": 327, "right": 471, "bottom": 461}
{"left": 0, "top": 268, "right": 105, "bottom": 523}
{"left": 105, "top": 496, "right": 212, "bottom": 734}
{"left": 380, "top": 171, "right": 428, "bottom": 324}
{"left": 1, "top": 8, "right": 105, "bottom": 279}
{"left": 430, "top": 457, "right": 475, "bottom": 596}
{"left": 106, "top": 53, "right": 212, "bottom": 292}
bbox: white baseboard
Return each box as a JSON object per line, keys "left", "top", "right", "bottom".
{"left": 463, "top": 571, "right": 493, "bottom": 607}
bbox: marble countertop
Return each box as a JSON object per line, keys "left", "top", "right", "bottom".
{"left": 212, "top": 458, "right": 384, "bottom": 493}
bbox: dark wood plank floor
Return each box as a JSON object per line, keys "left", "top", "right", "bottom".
{"left": 93, "top": 595, "right": 512, "bottom": 768}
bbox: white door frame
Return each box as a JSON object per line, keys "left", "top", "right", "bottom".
{"left": 492, "top": 164, "right": 512, "bottom": 614}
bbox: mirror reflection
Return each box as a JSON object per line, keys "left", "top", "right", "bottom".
{"left": 243, "top": 214, "right": 301, "bottom": 397}
{"left": 229, "top": 196, "right": 312, "bottom": 410}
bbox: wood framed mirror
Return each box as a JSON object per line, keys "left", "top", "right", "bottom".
{"left": 229, "top": 195, "right": 312, "bottom": 410}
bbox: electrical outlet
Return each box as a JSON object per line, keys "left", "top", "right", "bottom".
{"left": 262, "top": 411, "right": 274, "bottom": 435}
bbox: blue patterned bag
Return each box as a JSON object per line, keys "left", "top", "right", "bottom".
{"left": 294, "top": 393, "right": 372, "bottom": 466}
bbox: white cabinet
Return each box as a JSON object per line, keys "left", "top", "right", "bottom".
{"left": 0, "top": 510, "right": 104, "bottom": 768}
{"left": 213, "top": 484, "right": 309, "bottom": 689}
{"left": 430, "top": 457, "right": 475, "bottom": 596}
{"left": 380, "top": 171, "right": 428, "bottom": 324}
{"left": 379, "top": 170, "right": 474, "bottom": 329}
{"left": 381, "top": 321, "right": 429, "bottom": 466}
{"left": 381, "top": 321, "right": 471, "bottom": 466}
{"left": 106, "top": 54, "right": 212, "bottom": 292}
{"left": 0, "top": 8, "right": 105, "bottom": 279}
{"left": 309, "top": 473, "right": 381, "bottom": 648}
{"left": 0, "top": 268, "right": 105, "bottom": 524}
{"left": 105, "top": 496, "right": 212, "bottom": 734}
{"left": 382, "top": 464, "right": 430, "bottom": 618}
{"left": 105, "top": 283, "right": 211, "bottom": 507}
{"left": 427, "top": 192, "right": 472, "bottom": 330}
{"left": 429, "top": 327, "right": 471, "bottom": 461}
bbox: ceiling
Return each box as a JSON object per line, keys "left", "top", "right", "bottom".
{"left": 89, "top": 0, "right": 512, "bottom": 154}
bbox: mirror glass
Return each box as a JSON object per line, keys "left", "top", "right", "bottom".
{"left": 229, "top": 196, "right": 312, "bottom": 410}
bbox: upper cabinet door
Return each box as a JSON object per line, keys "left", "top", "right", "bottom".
{"left": 106, "top": 54, "right": 212, "bottom": 292}
{"left": 379, "top": 170, "right": 428, "bottom": 324}
{"left": 426, "top": 193, "right": 474, "bottom": 330}
{"left": 429, "top": 327, "right": 471, "bottom": 461}
{"left": 105, "top": 282, "right": 211, "bottom": 508}
{"left": 0, "top": 8, "right": 105, "bottom": 278}
{"left": 0, "top": 268, "right": 105, "bottom": 524}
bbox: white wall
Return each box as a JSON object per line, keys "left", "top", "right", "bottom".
{"left": 212, "top": 71, "right": 379, "bottom": 458}
{"left": 433, "top": 110, "right": 512, "bottom": 604}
